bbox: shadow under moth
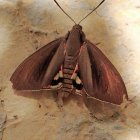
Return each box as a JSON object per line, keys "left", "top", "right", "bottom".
{"left": 10, "top": 0, "right": 128, "bottom": 107}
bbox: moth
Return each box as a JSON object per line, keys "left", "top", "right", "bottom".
{"left": 10, "top": 0, "right": 128, "bottom": 107}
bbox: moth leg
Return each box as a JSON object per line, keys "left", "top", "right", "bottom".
{"left": 79, "top": 89, "right": 88, "bottom": 106}
{"left": 57, "top": 91, "right": 64, "bottom": 108}
{"left": 80, "top": 89, "right": 99, "bottom": 118}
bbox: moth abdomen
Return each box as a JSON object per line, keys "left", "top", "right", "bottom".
{"left": 61, "top": 58, "right": 77, "bottom": 94}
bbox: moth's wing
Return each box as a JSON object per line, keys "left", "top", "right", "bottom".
{"left": 10, "top": 38, "right": 65, "bottom": 90}
{"left": 78, "top": 41, "right": 128, "bottom": 105}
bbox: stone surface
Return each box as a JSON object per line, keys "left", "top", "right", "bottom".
{"left": 0, "top": 0, "right": 140, "bottom": 140}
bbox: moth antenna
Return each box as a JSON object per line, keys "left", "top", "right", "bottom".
{"left": 54, "top": 0, "right": 76, "bottom": 24}
{"left": 78, "top": 0, "right": 105, "bottom": 24}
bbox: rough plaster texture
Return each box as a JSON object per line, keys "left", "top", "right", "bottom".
{"left": 0, "top": 0, "right": 140, "bottom": 140}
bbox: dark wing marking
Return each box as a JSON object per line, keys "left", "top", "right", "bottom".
{"left": 78, "top": 41, "right": 128, "bottom": 105}
{"left": 10, "top": 38, "right": 65, "bottom": 90}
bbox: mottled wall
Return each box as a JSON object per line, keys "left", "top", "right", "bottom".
{"left": 0, "top": 0, "right": 140, "bottom": 140}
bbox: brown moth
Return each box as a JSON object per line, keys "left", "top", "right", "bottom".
{"left": 10, "top": 0, "right": 128, "bottom": 107}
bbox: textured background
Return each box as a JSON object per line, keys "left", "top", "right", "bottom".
{"left": 0, "top": 0, "right": 140, "bottom": 140}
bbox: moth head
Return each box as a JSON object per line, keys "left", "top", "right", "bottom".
{"left": 72, "top": 24, "right": 82, "bottom": 31}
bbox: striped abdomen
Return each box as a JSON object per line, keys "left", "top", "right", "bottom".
{"left": 50, "top": 55, "right": 83, "bottom": 94}
{"left": 62, "top": 56, "right": 77, "bottom": 94}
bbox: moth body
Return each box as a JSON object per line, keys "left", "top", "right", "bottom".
{"left": 52, "top": 25, "right": 85, "bottom": 98}
{"left": 10, "top": 1, "right": 128, "bottom": 107}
